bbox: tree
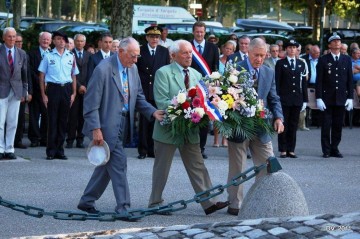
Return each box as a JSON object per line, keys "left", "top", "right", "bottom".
{"left": 13, "top": 0, "right": 21, "bottom": 29}
{"left": 111, "top": 0, "right": 133, "bottom": 38}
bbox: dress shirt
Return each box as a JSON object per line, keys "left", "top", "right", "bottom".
{"left": 5, "top": 46, "right": 15, "bottom": 63}
{"left": 147, "top": 44, "right": 157, "bottom": 56}
{"left": 331, "top": 53, "right": 341, "bottom": 61}
{"left": 193, "top": 40, "right": 205, "bottom": 54}
{"left": 309, "top": 56, "right": 318, "bottom": 84}
{"left": 101, "top": 49, "right": 110, "bottom": 59}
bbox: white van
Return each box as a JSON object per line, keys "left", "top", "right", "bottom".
{"left": 132, "top": 5, "right": 195, "bottom": 34}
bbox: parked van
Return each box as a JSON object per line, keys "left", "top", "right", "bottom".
{"left": 132, "top": 5, "right": 195, "bottom": 34}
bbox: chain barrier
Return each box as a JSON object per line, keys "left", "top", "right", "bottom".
{"left": 0, "top": 157, "right": 282, "bottom": 221}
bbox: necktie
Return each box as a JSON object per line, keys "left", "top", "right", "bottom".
{"left": 78, "top": 52, "right": 82, "bottom": 59}
{"left": 198, "top": 45, "right": 202, "bottom": 55}
{"left": 104, "top": 54, "right": 108, "bottom": 59}
{"left": 151, "top": 50, "right": 155, "bottom": 56}
{"left": 335, "top": 56, "right": 339, "bottom": 62}
{"left": 183, "top": 69, "right": 189, "bottom": 89}
{"left": 243, "top": 54, "right": 248, "bottom": 60}
{"left": 290, "top": 59, "right": 295, "bottom": 70}
{"left": 122, "top": 69, "right": 129, "bottom": 110}
{"left": 253, "top": 69, "right": 259, "bottom": 90}
{"left": 8, "top": 50, "right": 14, "bottom": 75}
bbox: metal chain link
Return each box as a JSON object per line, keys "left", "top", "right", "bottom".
{"left": 0, "top": 157, "right": 281, "bottom": 221}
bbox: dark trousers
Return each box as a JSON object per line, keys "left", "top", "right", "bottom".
{"left": 14, "top": 101, "right": 26, "bottom": 144}
{"left": 278, "top": 105, "right": 301, "bottom": 153}
{"left": 66, "top": 94, "right": 84, "bottom": 145}
{"left": 320, "top": 105, "right": 345, "bottom": 154}
{"left": 199, "top": 125, "right": 209, "bottom": 154}
{"left": 28, "top": 94, "right": 48, "bottom": 144}
{"left": 46, "top": 83, "right": 72, "bottom": 157}
{"left": 138, "top": 100, "right": 155, "bottom": 156}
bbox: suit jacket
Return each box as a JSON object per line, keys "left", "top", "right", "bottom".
{"left": 153, "top": 62, "right": 202, "bottom": 144}
{"left": 227, "top": 51, "right": 245, "bottom": 65}
{"left": 136, "top": 44, "right": 170, "bottom": 101}
{"left": 315, "top": 53, "right": 353, "bottom": 106}
{"left": 231, "top": 61, "right": 283, "bottom": 144}
{"left": 86, "top": 51, "right": 114, "bottom": 85}
{"left": 72, "top": 49, "right": 91, "bottom": 90}
{"left": 190, "top": 41, "right": 219, "bottom": 76}
{"left": 0, "top": 45, "right": 27, "bottom": 100}
{"left": 83, "top": 55, "right": 156, "bottom": 152}
{"left": 263, "top": 57, "right": 278, "bottom": 70}
{"left": 27, "top": 47, "right": 43, "bottom": 97}
{"left": 275, "top": 58, "right": 308, "bottom": 106}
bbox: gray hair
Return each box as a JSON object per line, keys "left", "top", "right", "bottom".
{"left": 249, "top": 38, "right": 267, "bottom": 52}
{"left": 225, "top": 40, "right": 236, "bottom": 50}
{"left": 112, "top": 39, "right": 120, "bottom": 45}
{"left": 168, "top": 39, "right": 191, "bottom": 55}
{"left": 3, "top": 27, "right": 16, "bottom": 36}
{"left": 270, "top": 44, "right": 279, "bottom": 50}
{"left": 119, "top": 37, "right": 139, "bottom": 51}
{"left": 39, "top": 31, "right": 51, "bottom": 38}
{"left": 74, "top": 34, "right": 86, "bottom": 41}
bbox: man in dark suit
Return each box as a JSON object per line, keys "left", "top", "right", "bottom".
{"left": 275, "top": 39, "right": 308, "bottom": 158}
{"left": 136, "top": 26, "right": 170, "bottom": 159}
{"left": 227, "top": 35, "right": 251, "bottom": 65}
{"left": 0, "top": 27, "right": 28, "bottom": 160}
{"left": 226, "top": 38, "right": 284, "bottom": 216}
{"left": 190, "top": 21, "right": 219, "bottom": 159}
{"left": 316, "top": 33, "right": 353, "bottom": 158}
{"left": 27, "top": 31, "right": 52, "bottom": 148}
{"left": 66, "top": 34, "right": 91, "bottom": 149}
{"left": 86, "top": 32, "right": 113, "bottom": 85}
{"left": 78, "top": 37, "right": 164, "bottom": 218}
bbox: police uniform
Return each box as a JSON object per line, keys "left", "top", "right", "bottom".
{"left": 315, "top": 33, "right": 353, "bottom": 157}
{"left": 137, "top": 26, "right": 170, "bottom": 159}
{"left": 275, "top": 40, "right": 308, "bottom": 156}
{"left": 38, "top": 32, "right": 79, "bottom": 159}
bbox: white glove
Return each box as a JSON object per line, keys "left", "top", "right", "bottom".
{"left": 316, "top": 99, "right": 326, "bottom": 111}
{"left": 301, "top": 102, "right": 307, "bottom": 112}
{"left": 345, "top": 99, "right": 353, "bottom": 111}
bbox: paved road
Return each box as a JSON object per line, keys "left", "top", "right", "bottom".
{"left": 0, "top": 127, "right": 359, "bottom": 238}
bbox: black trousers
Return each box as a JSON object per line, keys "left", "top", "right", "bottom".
{"left": 14, "top": 101, "right": 26, "bottom": 144}
{"left": 320, "top": 105, "right": 345, "bottom": 155}
{"left": 28, "top": 94, "right": 48, "bottom": 144}
{"left": 46, "top": 83, "right": 72, "bottom": 157}
{"left": 66, "top": 93, "right": 84, "bottom": 144}
{"left": 137, "top": 100, "right": 155, "bottom": 156}
{"left": 278, "top": 105, "right": 301, "bottom": 153}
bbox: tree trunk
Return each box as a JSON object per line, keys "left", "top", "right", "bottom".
{"left": 111, "top": 0, "right": 133, "bottom": 39}
{"left": 85, "top": 0, "right": 97, "bottom": 22}
{"left": 45, "top": 0, "right": 52, "bottom": 18}
{"left": 13, "top": 0, "right": 21, "bottom": 29}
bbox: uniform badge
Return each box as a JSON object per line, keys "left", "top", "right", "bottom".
{"left": 284, "top": 64, "right": 288, "bottom": 68}
{"left": 328, "top": 63, "right": 332, "bottom": 66}
{"left": 50, "top": 60, "right": 55, "bottom": 65}
{"left": 328, "top": 70, "right": 331, "bottom": 74}
{"left": 298, "top": 65, "right": 302, "bottom": 68}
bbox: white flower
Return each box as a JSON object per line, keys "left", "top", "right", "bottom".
{"left": 175, "top": 109, "right": 183, "bottom": 115}
{"left": 228, "top": 74, "right": 238, "bottom": 84}
{"left": 176, "top": 92, "right": 187, "bottom": 104}
{"left": 209, "top": 71, "right": 221, "bottom": 79}
{"left": 218, "top": 100, "right": 229, "bottom": 111}
{"left": 194, "top": 107, "right": 205, "bottom": 118}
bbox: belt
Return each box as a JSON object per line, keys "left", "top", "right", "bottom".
{"left": 121, "top": 111, "right": 129, "bottom": 117}
{"left": 47, "top": 82, "right": 71, "bottom": 87}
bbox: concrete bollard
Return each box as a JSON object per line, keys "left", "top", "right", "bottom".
{"left": 238, "top": 171, "right": 309, "bottom": 220}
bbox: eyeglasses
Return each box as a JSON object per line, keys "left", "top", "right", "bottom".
{"left": 129, "top": 53, "right": 141, "bottom": 59}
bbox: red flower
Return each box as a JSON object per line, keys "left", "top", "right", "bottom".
{"left": 188, "top": 88, "right": 197, "bottom": 98}
{"left": 259, "top": 111, "right": 265, "bottom": 118}
{"left": 181, "top": 101, "right": 191, "bottom": 109}
{"left": 192, "top": 97, "right": 201, "bottom": 108}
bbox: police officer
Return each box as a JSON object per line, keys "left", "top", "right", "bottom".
{"left": 136, "top": 26, "right": 170, "bottom": 159}
{"left": 38, "top": 31, "right": 79, "bottom": 160}
{"left": 275, "top": 39, "right": 308, "bottom": 158}
{"left": 316, "top": 33, "right": 353, "bottom": 158}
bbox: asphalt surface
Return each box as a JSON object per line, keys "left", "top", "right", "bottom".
{"left": 0, "top": 126, "right": 359, "bottom": 238}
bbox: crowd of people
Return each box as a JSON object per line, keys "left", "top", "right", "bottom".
{"left": 0, "top": 21, "right": 358, "bottom": 219}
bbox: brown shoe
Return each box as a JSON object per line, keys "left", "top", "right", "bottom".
{"left": 227, "top": 207, "right": 239, "bottom": 216}
{"left": 204, "top": 201, "right": 230, "bottom": 215}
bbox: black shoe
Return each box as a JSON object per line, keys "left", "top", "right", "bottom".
{"left": 77, "top": 205, "right": 99, "bottom": 214}
{"left": 287, "top": 152, "right": 298, "bottom": 158}
{"left": 55, "top": 154, "right": 68, "bottom": 160}
{"left": 40, "top": 142, "right": 47, "bottom": 147}
{"left": 0, "top": 153, "right": 5, "bottom": 160}
{"left": 204, "top": 201, "right": 230, "bottom": 215}
{"left": 279, "top": 154, "right": 287, "bottom": 158}
{"left": 46, "top": 156, "right": 54, "bottom": 160}
{"left": 147, "top": 153, "right": 155, "bottom": 158}
{"left": 137, "top": 154, "right": 146, "bottom": 159}
{"left": 227, "top": 207, "right": 239, "bottom": 216}
{"left": 76, "top": 142, "right": 85, "bottom": 148}
{"left": 14, "top": 142, "right": 27, "bottom": 149}
{"left": 330, "top": 152, "right": 343, "bottom": 158}
{"left": 323, "top": 154, "right": 330, "bottom": 158}
{"left": 202, "top": 153, "right": 208, "bottom": 159}
{"left": 65, "top": 143, "right": 73, "bottom": 149}
{"left": 30, "top": 142, "right": 40, "bottom": 147}
{"left": 5, "top": 153, "right": 17, "bottom": 160}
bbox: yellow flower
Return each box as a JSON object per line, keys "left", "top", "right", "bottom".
{"left": 222, "top": 94, "right": 234, "bottom": 109}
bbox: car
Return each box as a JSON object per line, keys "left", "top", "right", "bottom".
{"left": 30, "top": 20, "right": 83, "bottom": 32}
{"left": 57, "top": 25, "right": 109, "bottom": 33}
{"left": 157, "top": 22, "right": 231, "bottom": 36}
{"left": 233, "top": 32, "right": 289, "bottom": 44}
{"left": 0, "top": 17, "right": 56, "bottom": 30}
{"left": 235, "top": 19, "right": 294, "bottom": 34}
